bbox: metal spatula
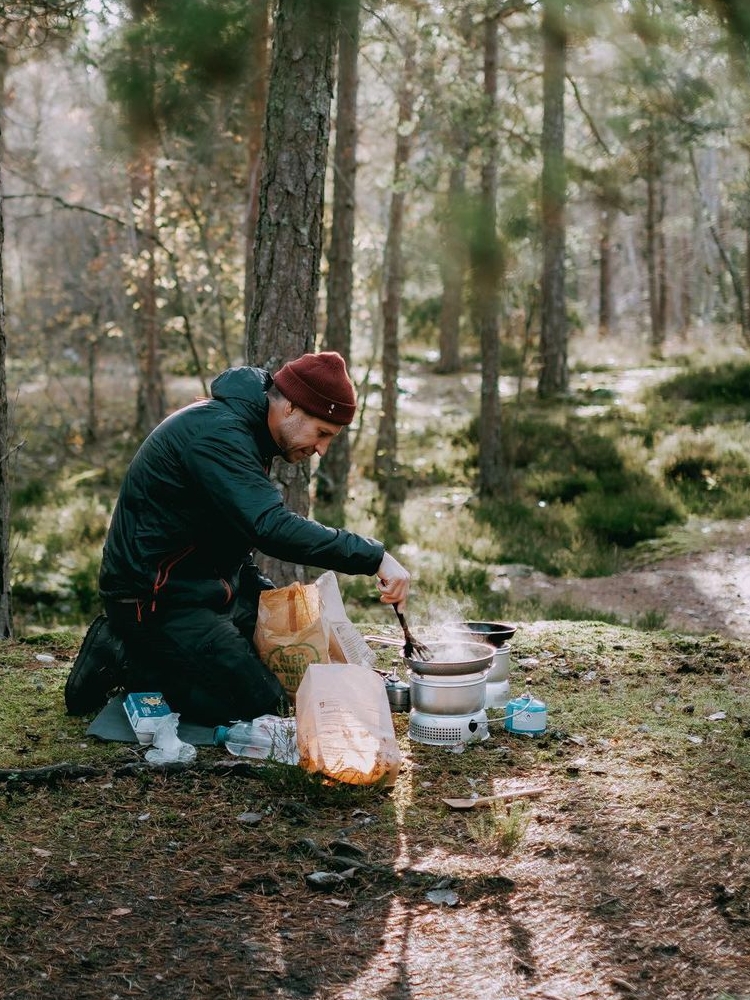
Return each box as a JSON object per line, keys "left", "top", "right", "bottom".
{"left": 392, "top": 604, "right": 431, "bottom": 661}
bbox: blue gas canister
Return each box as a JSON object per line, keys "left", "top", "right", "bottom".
{"left": 504, "top": 693, "right": 547, "bottom": 736}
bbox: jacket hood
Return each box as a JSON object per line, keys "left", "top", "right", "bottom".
{"left": 210, "top": 365, "right": 271, "bottom": 411}
{"left": 210, "top": 366, "right": 280, "bottom": 459}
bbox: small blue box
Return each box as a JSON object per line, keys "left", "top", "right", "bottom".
{"left": 123, "top": 692, "right": 172, "bottom": 744}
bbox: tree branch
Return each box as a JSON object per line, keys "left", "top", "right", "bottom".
{"left": 567, "top": 73, "right": 611, "bottom": 155}
{"left": 0, "top": 440, "right": 26, "bottom": 464}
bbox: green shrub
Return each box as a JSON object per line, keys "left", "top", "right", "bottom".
{"left": 13, "top": 479, "right": 48, "bottom": 508}
{"left": 474, "top": 498, "right": 623, "bottom": 577}
{"left": 526, "top": 468, "right": 602, "bottom": 503}
{"left": 656, "top": 361, "right": 750, "bottom": 406}
{"left": 653, "top": 362, "right": 750, "bottom": 426}
{"left": 444, "top": 564, "right": 490, "bottom": 595}
{"left": 541, "top": 599, "right": 622, "bottom": 625}
{"left": 655, "top": 428, "right": 750, "bottom": 517}
{"left": 576, "top": 475, "right": 685, "bottom": 547}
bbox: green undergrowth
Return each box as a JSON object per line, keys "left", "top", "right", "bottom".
{"left": 7, "top": 355, "right": 750, "bottom": 630}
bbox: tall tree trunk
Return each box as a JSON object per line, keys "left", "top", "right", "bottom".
{"left": 437, "top": 160, "right": 466, "bottom": 374}
{"left": 598, "top": 205, "right": 613, "bottom": 337}
{"left": 133, "top": 154, "right": 165, "bottom": 432}
{"left": 128, "top": 0, "right": 165, "bottom": 435}
{"left": 471, "top": 10, "right": 505, "bottom": 498}
{"left": 645, "top": 127, "right": 666, "bottom": 356}
{"left": 373, "top": 36, "right": 416, "bottom": 543}
{"left": 247, "top": 0, "right": 337, "bottom": 585}
{"left": 316, "top": 0, "right": 360, "bottom": 527}
{"left": 86, "top": 307, "right": 100, "bottom": 444}
{"left": 0, "top": 48, "right": 13, "bottom": 638}
{"left": 243, "top": 0, "right": 270, "bottom": 327}
{"left": 657, "top": 175, "right": 668, "bottom": 342}
{"left": 537, "top": 0, "right": 568, "bottom": 399}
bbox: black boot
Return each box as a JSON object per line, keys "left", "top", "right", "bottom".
{"left": 65, "top": 614, "right": 126, "bottom": 715}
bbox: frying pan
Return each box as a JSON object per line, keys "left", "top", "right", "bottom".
{"left": 364, "top": 635, "right": 494, "bottom": 676}
{"left": 442, "top": 620, "right": 517, "bottom": 648}
{"left": 403, "top": 640, "right": 494, "bottom": 677}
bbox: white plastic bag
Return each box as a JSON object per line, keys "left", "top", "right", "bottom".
{"left": 144, "top": 713, "right": 197, "bottom": 764}
{"left": 295, "top": 662, "right": 401, "bottom": 786}
{"left": 315, "top": 571, "right": 377, "bottom": 667}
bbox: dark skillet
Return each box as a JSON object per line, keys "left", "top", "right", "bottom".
{"left": 442, "top": 620, "right": 517, "bottom": 647}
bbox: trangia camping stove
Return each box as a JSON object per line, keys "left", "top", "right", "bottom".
{"left": 406, "top": 621, "right": 517, "bottom": 746}
{"left": 407, "top": 666, "right": 490, "bottom": 744}
{"left": 405, "top": 640, "right": 494, "bottom": 747}
{"left": 484, "top": 642, "right": 512, "bottom": 710}
{"left": 442, "top": 620, "right": 517, "bottom": 712}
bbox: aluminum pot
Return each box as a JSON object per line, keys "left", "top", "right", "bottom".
{"left": 404, "top": 640, "right": 494, "bottom": 677}
{"left": 409, "top": 670, "right": 488, "bottom": 715}
{"left": 487, "top": 643, "right": 511, "bottom": 683}
{"left": 443, "top": 620, "right": 517, "bottom": 647}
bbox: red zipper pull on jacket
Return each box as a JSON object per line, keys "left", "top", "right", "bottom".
{"left": 150, "top": 544, "right": 196, "bottom": 613}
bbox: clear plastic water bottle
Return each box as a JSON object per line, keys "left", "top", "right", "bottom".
{"left": 213, "top": 716, "right": 299, "bottom": 763}
{"left": 214, "top": 721, "right": 258, "bottom": 757}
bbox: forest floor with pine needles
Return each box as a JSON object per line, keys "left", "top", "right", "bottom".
{"left": 1, "top": 608, "right": 749, "bottom": 1000}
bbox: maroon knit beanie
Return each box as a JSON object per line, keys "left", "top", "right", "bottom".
{"left": 273, "top": 352, "right": 356, "bottom": 426}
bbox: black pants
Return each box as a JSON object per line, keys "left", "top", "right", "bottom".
{"left": 105, "top": 594, "right": 287, "bottom": 727}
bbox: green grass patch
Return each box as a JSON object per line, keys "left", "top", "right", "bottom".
{"left": 653, "top": 426, "right": 750, "bottom": 519}
{"left": 650, "top": 360, "right": 750, "bottom": 426}
{"left": 655, "top": 360, "right": 750, "bottom": 407}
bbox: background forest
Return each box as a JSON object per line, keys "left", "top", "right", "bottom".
{"left": 4, "top": 8, "right": 750, "bottom": 999}
{"left": 1, "top": 0, "right": 750, "bottom": 635}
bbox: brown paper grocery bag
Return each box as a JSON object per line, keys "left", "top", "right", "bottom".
{"left": 254, "top": 582, "right": 331, "bottom": 696}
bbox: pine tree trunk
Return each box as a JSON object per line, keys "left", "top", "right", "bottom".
{"left": 247, "top": 0, "right": 336, "bottom": 585}
{"left": 132, "top": 153, "right": 165, "bottom": 434}
{"left": 127, "top": 0, "right": 165, "bottom": 435}
{"left": 646, "top": 128, "right": 666, "bottom": 356}
{"left": 472, "top": 11, "right": 504, "bottom": 498}
{"left": 537, "top": 0, "right": 568, "bottom": 399}
{"left": 374, "top": 36, "right": 416, "bottom": 542}
{"left": 598, "top": 206, "right": 612, "bottom": 337}
{"left": 243, "top": 0, "right": 270, "bottom": 327}
{"left": 316, "top": 0, "right": 360, "bottom": 527}
{"left": 657, "top": 177, "right": 668, "bottom": 343}
{"left": 437, "top": 161, "right": 466, "bottom": 374}
{"left": 0, "top": 48, "right": 13, "bottom": 638}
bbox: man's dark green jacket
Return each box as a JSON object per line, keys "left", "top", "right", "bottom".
{"left": 99, "top": 366, "right": 384, "bottom": 609}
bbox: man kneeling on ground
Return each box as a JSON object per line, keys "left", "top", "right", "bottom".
{"left": 64, "top": 351, "right": 410, "bottom": 725}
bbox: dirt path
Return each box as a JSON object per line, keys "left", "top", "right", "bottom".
{"left": 504, "top": 516, "right": 750, "bottom": 640}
